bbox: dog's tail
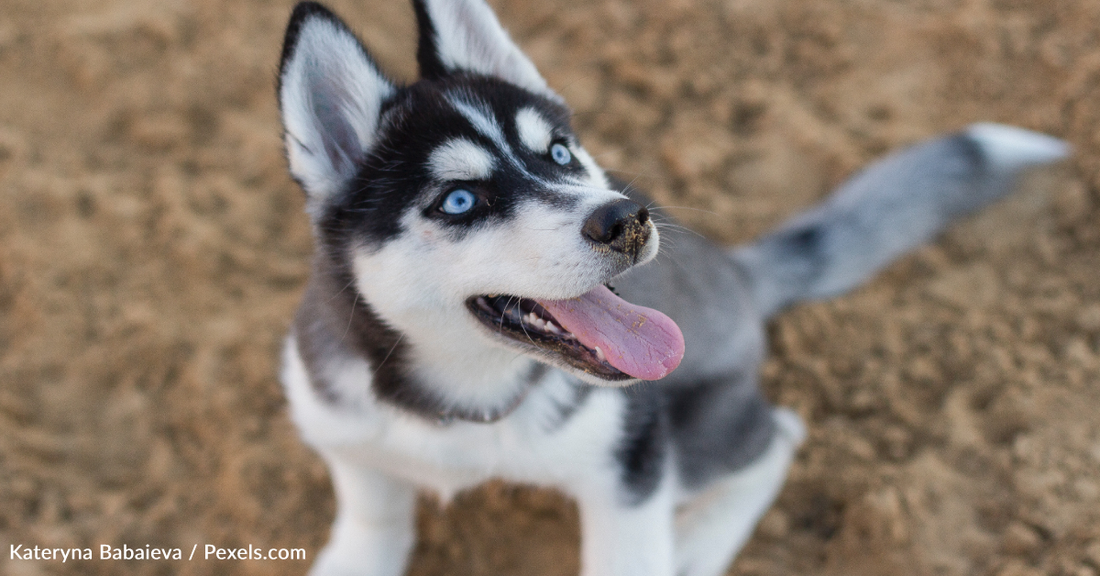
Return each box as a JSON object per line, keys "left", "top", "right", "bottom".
{"left": 731, "top": 123, "right": 1069, "bottom": 319}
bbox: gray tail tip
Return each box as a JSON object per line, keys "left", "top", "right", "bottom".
{"left": 965, "top": 122, "right": 1071, "bottom": 170}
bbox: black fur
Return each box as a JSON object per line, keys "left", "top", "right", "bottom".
{"left": 283, "top": 2, "right": 600, "bottom": 424}
{"left": 280, "top": 3, "right": 341, "bottom": 82}
{"left": 278, "top": 2, "right": 399, "bottom": 202}
{"left": 294, "top": 250, "right": 548, "bottom": 423}
{"left": 412, "top": 0, "right": 448, "bottom": 80}
{"left": 615, "top": 383, "right": 668, "bottom": 503}
{"left": 282, "top": 1, "right": 784, "bottom": 503}
{"left": 278, "top": 6, "right": 1066, "bottom": 576}
{"left": 282, "top": 2, "right": 586, "bottom": 247}
{"left": 667, "top": 374, "right": 777, "bottom": 489}
{"left": 316, "top": 75, "right": 581, "bottom": 248}
{"left": 294, "top": 253, "right": 411, "bottom": 407}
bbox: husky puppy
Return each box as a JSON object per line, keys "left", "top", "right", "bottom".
{"left": 276, "top": 1, "right": 1068, "bottom": 574}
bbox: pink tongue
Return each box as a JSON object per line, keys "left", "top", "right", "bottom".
{"left": 536, "top": 285, "right": 685, "bottom": 380}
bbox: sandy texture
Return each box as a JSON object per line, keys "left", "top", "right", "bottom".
{"left": 1, "top": 0, "right": 1098, "bottom": 575}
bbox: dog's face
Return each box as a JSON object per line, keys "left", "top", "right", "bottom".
{"left": 278, "top": 1, "right": 683, "bottom": 386}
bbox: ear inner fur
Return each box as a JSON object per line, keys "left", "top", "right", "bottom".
{"left": 411, "top": 0, "right": 558, "bottom": 100}
{"left": 277, "top": 2, "right": 396, "bottom": 212}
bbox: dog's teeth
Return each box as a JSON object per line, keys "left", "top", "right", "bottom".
{"left": 476, "top": 297, "right": 493, "bottom": 312}
{"left": 545, "top": 321, "right": 561, "bottom": 335}
{"left": 595, "top": 346, "right": 606, "bottom": 362}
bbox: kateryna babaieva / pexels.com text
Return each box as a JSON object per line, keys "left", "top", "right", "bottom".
{"left": 10, "top": 542, "right": 307, "bottom": 563}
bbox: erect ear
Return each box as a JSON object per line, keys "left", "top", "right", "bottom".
{"left": 278, "top": 2, "right": 395, "bottom": 212}
{"left": 413, "top": 0, "right": 557, "bottom": 99}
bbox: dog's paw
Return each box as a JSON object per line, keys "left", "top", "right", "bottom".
{"left": 307, "top": 520, "right": 413, "bottom": 576}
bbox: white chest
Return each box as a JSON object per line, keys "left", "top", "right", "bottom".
{"left": 282, "top": 337, "right": 627, "bottom": 498}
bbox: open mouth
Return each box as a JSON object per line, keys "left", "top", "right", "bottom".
{"left": 465, "top": 285, "right": 685, "bottom": 382}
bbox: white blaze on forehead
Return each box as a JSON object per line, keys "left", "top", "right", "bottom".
{"left": 447, "top": 94, "right": 507, "bottom": 147}
{"left": 515, "top": 108, "right": 553, "bottom": 152}
{"left": 429, "top": 139, "right": 496, "bottom": 181}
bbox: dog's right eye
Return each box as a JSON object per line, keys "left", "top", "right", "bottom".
{"left": 550, "top": 142, "right": 572, "bottom": 166}
{"left": 440, "top": 188, "right": 478, "bottom": 215}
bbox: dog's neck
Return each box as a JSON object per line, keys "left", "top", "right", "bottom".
{"left": 399, "top": 307, "right": 546, "bottom": 422}
{"left": 298, "top": 252, "right": 544, "bottom": 423}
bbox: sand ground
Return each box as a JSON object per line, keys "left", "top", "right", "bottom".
{"left": 1, "top": 0, "right": 1099, "bottom": 575}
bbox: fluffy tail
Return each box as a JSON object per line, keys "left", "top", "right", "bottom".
{"left": 732, "top": 123, "right": 1069, "bottom": 318}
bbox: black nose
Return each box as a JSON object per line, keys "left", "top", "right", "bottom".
{"left": 582, "top": 198, "right": 651, "bottom": 260}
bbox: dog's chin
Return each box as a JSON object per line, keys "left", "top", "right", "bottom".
{"left": 465, "top": 294, "right": 639, "bottom": 386}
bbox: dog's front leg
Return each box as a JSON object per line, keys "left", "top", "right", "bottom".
{"left": 574, "top": 482, "right": 676, "bottom": 576}
{"left": 309, "top": 455, "right": 417, "bottom": 576}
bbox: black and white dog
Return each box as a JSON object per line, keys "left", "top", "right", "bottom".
{"left": 276, "top": 1, "right": 1068, "bottom": 574}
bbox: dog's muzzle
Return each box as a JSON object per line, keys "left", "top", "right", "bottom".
{"left": 582, "top": 199, "right": 651, "bottom": 263}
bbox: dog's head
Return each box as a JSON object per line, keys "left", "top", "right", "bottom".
{"left": 278, "top": 0, "right": 683, "bottom": 388}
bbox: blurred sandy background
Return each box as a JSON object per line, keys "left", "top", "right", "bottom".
{"left": 1, "top": 0, "right": 1098, "bottom": 574}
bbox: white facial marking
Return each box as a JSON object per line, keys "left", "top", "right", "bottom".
{"left": 516, "top": 108, "right": 553, "bottom": 153}
{"left": 570, "top": 146, "right": 611, "bottom": 188}
{"left": 447, "top": 94, "right": 507, "bottom": 148}
{"left": 429, "top": 139, "right": 496, "bottom": 181}
{"left": 442, "top": 96, "right": 613, "bottom": 207}
{"left": 446, "top": 93, "right": 540, "bottom": 180}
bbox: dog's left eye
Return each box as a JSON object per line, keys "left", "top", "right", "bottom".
{"left": 550, "top": 142, "right": 572, "bottom": 165}
{"left": 440, "top": 188, "right": 478, "bottom": 215}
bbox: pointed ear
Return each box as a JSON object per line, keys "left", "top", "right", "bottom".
{"left": 413, "top": 0, "right": 557, "bottom": 98}
{"left": 278, "top": 2, "right": 395, "bottom": 211}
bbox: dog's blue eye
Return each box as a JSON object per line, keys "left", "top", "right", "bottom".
{"left": 550, "top": 142, "right": 572, "bottom": 165}
{"left": 441, "top": 188, "right": 477, "bottom": 214}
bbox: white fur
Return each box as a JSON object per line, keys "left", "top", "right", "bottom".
{"left": 448, "top": 92, "right": 611, "bottom": 191}
{"left": 309, "top": 462, "right": 417, "bottom": 576}
{"left": 448, "top": 93, "right": 509, "bottom": 147}
{"left": 286, "top": 334, "right": 798, "bottom": 576}
{"left": 429, "top": 139, "right": 496, "bottom": 181}
{"left": 278, "top": 3, "right": 789, "bottom": 575}
{"left": 673, "top": 409, "right": 804, "bottom": 576}
{"left": 516, "top": 107, "right": 554, "bottom": 152}
{"left": 577, "top": 479, "right": 676, "bottom": 576}
{"left": 419, "top": 0, "right": 554, "bottom": 98}
{"left": 279, "top": 14, "right": 394, "bottom": 214}
{"left": 349, "top": 185, "right": 656, "bottom": 398}
{"left": 965, "top": 122, "right": 1070, "bottom": 169}
{"left": 283, "top": 337, "right": 679, "bottom": 576}
{"left": 283, "top": 337, "right": 627, "bottom": 490}
{"left": 571, "top": 144, "right": 612, "bottom": 189}
{"left": 275, "top": 6, "right": 1068, "bottom": 571}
